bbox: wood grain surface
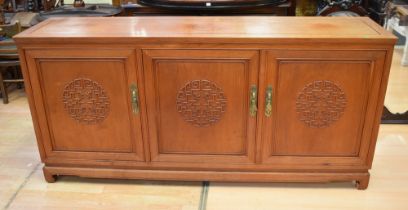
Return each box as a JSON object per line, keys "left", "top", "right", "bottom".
{"left": 15, "top": 17, "right": 396, "bottom": 189}
{"left": 14, "top": 17, "right": 395, "bottom": 44}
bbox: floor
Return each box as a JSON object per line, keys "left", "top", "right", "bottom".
{"left": 385, "top": 47, "right": 408, "bottom": 113}
{"left": 0, "top": 49, "right": 408, "bottom": 210}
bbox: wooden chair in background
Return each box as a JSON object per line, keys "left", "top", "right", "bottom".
{"left": 0, "top": 21, "right": 23, "bottom": 104}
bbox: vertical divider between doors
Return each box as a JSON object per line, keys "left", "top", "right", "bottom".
{"left": 136, "top": 48, "right": 152, "bottom": 162}
{"left": 255, "top": 50, "right": 267, "bottom": 163}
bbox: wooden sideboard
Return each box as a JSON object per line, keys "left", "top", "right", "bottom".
{"left": 14, "top": 17, "right": 396, "bottom": 189}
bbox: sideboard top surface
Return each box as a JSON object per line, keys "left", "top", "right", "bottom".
{"left": 14, "top": 16, "right": 396, "bottom": 45}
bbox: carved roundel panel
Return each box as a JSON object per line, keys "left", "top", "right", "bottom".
{"left": 296, "top": 80, "right": 347, "bottom": 128}
{"left": 62, "top": 78, "right": 110, "bottom": 124}
{"left": 176, "top": 80, "right": 227, "bottom": 127}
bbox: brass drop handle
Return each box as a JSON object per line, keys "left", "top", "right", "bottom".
{"left": 265, "top": 85, "right": 273, "bottom": 117}
{"left": 249, "top": 85, "right": 258, "bottom": 117}
{"left": 130, "top": 84, "right": 139, "bottom": 114}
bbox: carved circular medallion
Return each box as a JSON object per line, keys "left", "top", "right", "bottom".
{"left": 296, "top": 80, "right": 347, "bottom": 128}
{"left": 176, "top": 80, "right": 227, "bottom": 127}
{"left": 62, "top": 78, "right": 110, "bottom": 124}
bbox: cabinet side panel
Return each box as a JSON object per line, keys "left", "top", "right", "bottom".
{"left": 18, "top": 49, "right": 47, "bottom": 161}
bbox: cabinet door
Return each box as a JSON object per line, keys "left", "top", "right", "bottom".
{"left": 143, "top": 50, "right": 259, "bottom": 164}
{"left": 25, "top": 49, "right": 145, "bottom": 162}
{"left": 261, "top": 50, "right": 386, "bottom": 168}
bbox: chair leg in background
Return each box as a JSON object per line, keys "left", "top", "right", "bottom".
{"left": 0, "top": 70, "right": 8, "bottom": 104}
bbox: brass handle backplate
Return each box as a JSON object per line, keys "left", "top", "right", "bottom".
{"left": 130, "top": 84, "right": 139, "bottom": 114}
{"left": 249, "top": 85, "right": 258, "bottom": 117}
{"left": 265, "top": 85, "right": 273, "bottom": 117}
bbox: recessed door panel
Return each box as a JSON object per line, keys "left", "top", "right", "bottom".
{"left": 143, "top": 50, "right": 259, "bottom": 164}
{"left": 25, "top": 49, "right": 145, "bottom": 161}
{"left": 275, "top": 61, "right": 370, "bottom": 156}
{"left": 262, "top": 50, "right": 386, "bottom": 167}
